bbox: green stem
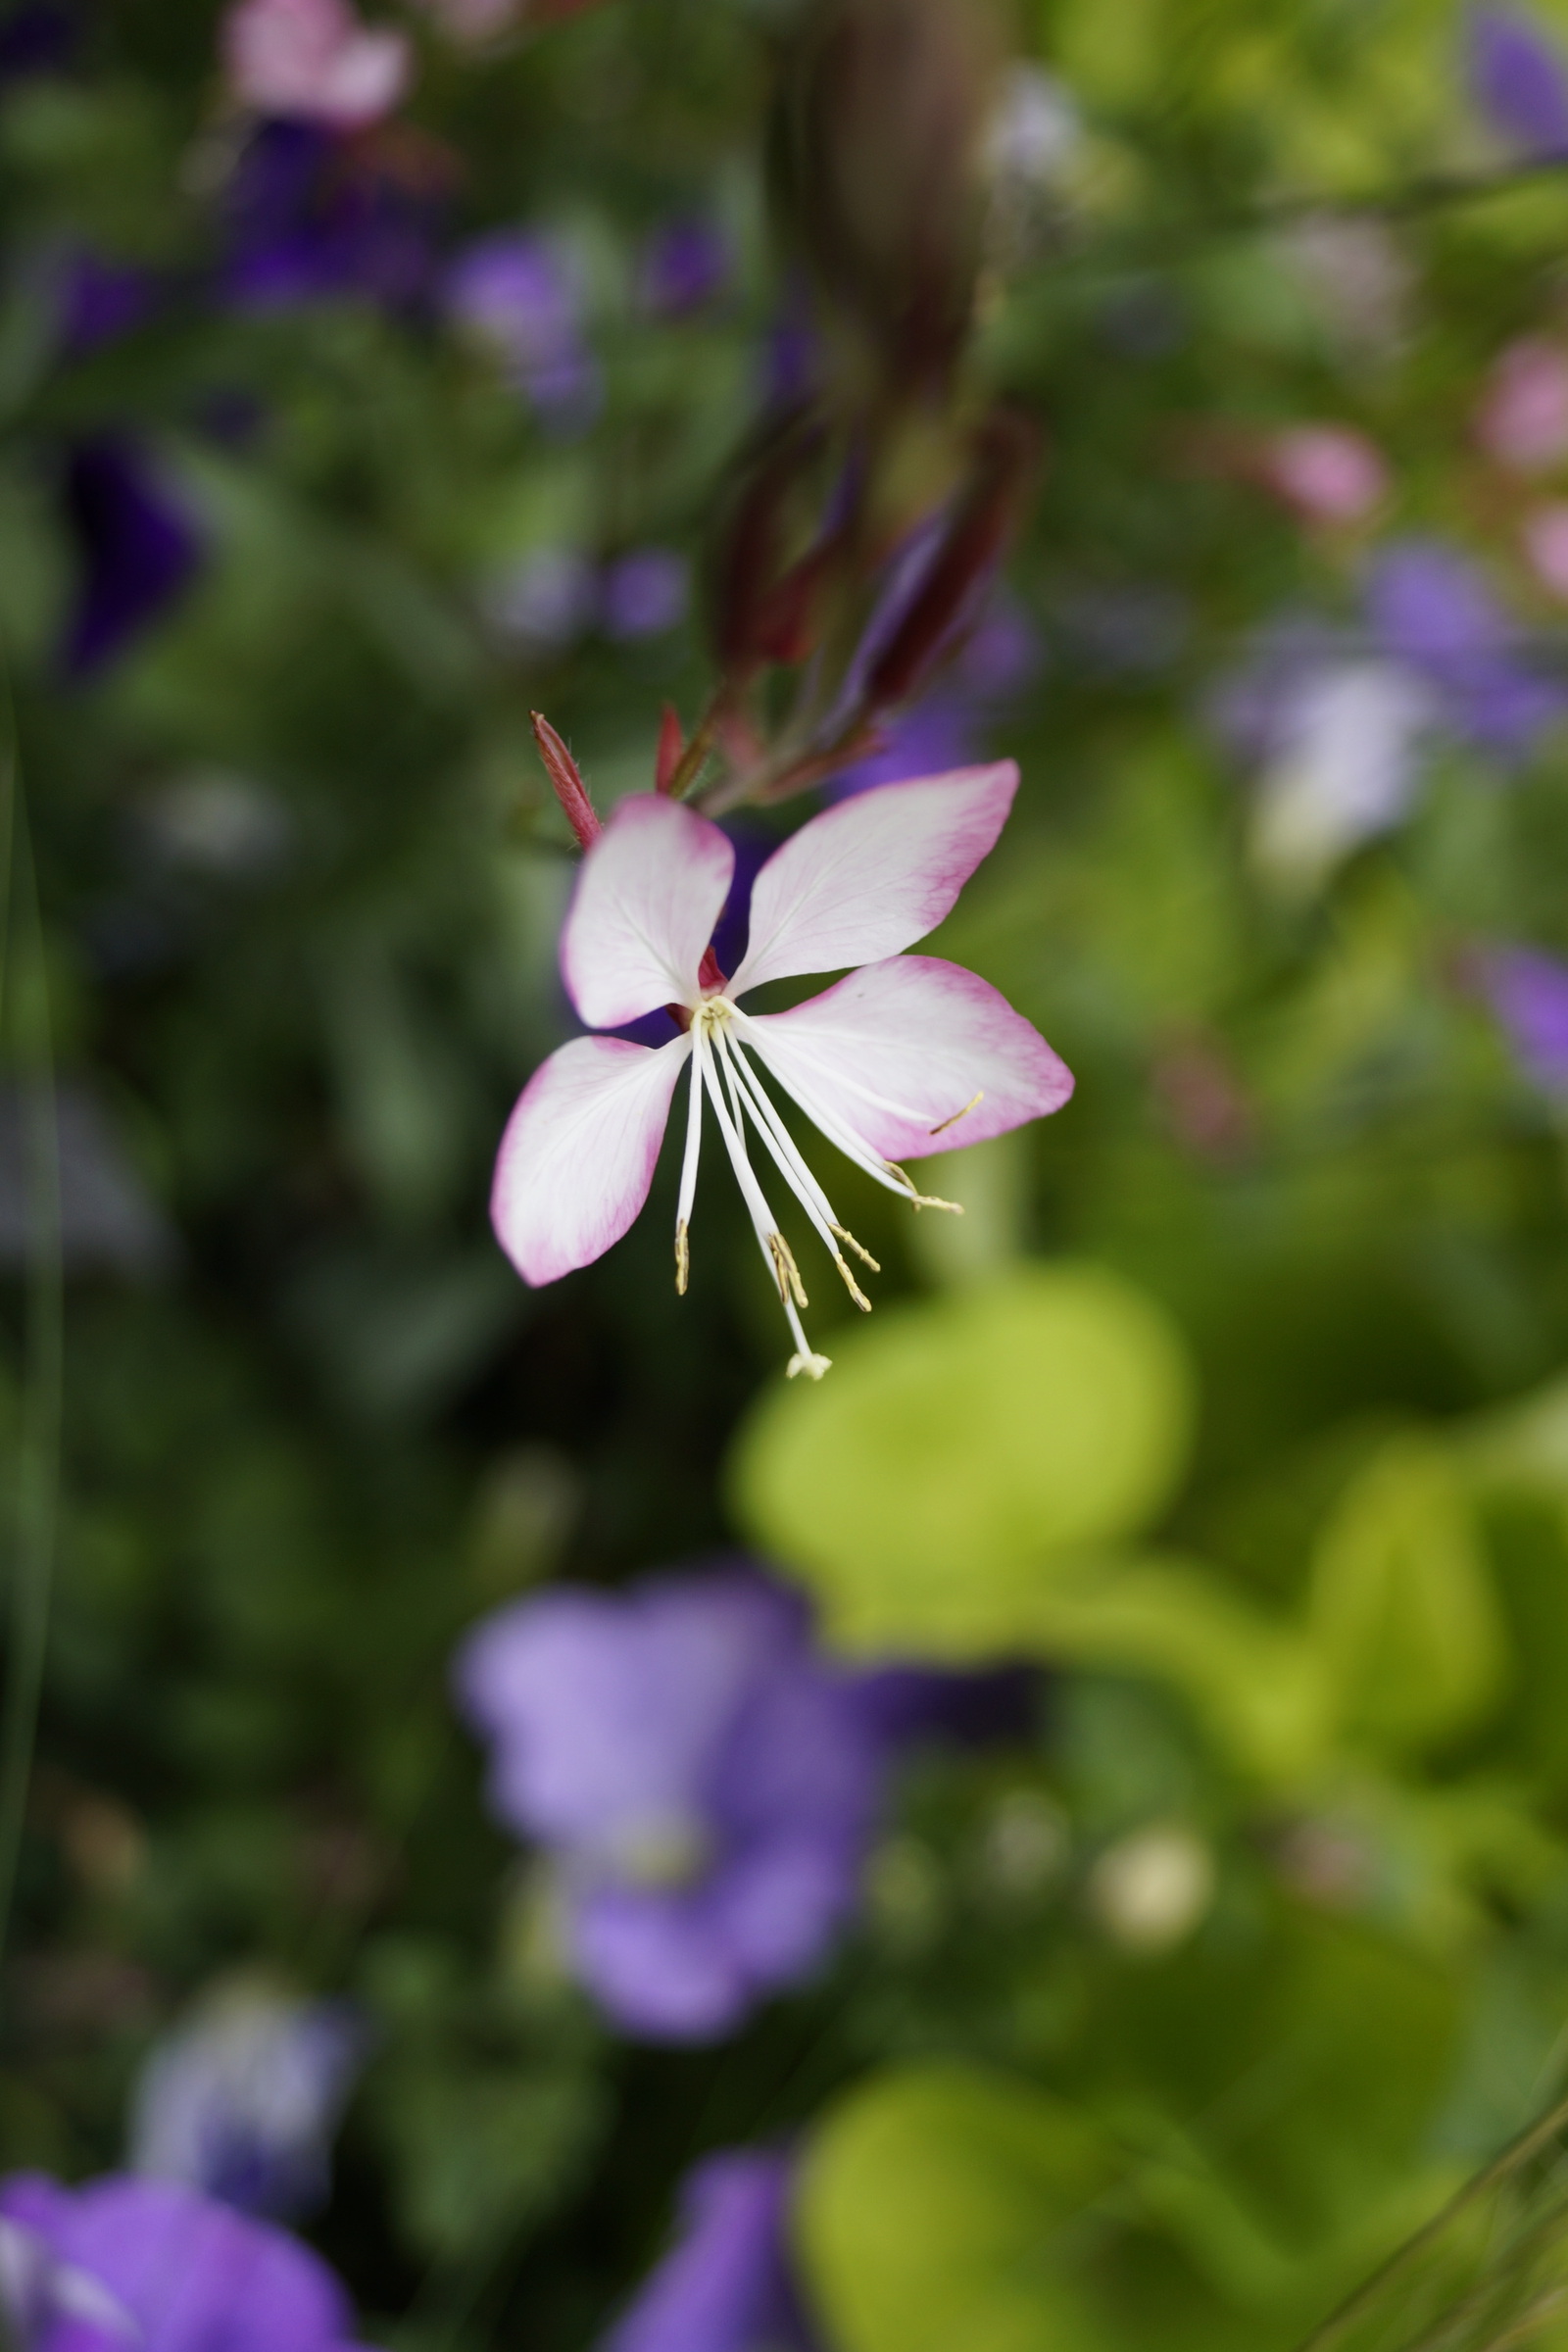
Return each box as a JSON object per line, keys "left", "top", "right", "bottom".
{"left": 1295, "top": 2087, "right": 1568, "bottom": 2352}
{"left": 0, "top": 674, "right": 62, "bottom": 1997}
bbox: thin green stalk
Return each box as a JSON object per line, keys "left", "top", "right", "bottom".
{"left": 0, "top": 674, "right": 63, "bottom": 1995}
{"left": 1296, "top": 2088, "right": 1568, "bottom": 2352}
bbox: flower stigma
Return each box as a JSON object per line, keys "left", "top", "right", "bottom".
{"left": 672, "top": 995, "right": 965, "bottom": 1381}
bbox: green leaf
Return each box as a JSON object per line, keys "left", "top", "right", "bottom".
{"left": 795, "top": 2051, "right": 1435, "bottom": 2352}
{"left": 729, "top": 1264, "right": 1198, "bottom": 1655}
{"left": 373, "top": 2054, "right": 606, "bottom": 2262}
{"left": 796, "top": 2063, "right": 1125, "bottom": 2352}
{"left": 1307, "top": 1438, "right": 1510, "bottom": 1761}
{"left": 1027, "top": 1555, "right": 1330, "bottom": 1785}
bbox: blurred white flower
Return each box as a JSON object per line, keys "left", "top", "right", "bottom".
{"left": 141, "top": 771, "right": 292, "bottom": 881}
{"left": 1251, "top": 660, "right": 1434, "bottom": 885}
{"left": 977, "top": 1789, "right": 1069, "bottom": 1898}
{"left": 1088, "top": 1825, "right": 1214, "bottom": 1953}
{"left": 986, "top": 64, "right": 1081, "bottom": 188}
{"left": 130, "top": 1980, "right": 368, "bottom": 2220}
{"left": 483, "top": 548, "right": 598, "bottom": 650}
{"left": 1280, "top": 217, "right": 1414, "bottom": 359}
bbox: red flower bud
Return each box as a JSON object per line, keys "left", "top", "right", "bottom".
{"left": 711, "top": 409, "right": 834, "bottom": 678}
{"left": 656, "top": 705, "right": 685, "bottom": 795}
{"left": 865, "top": 404, "right": 1040, "bottom": 710}
{"left": 773, "top": 0, "right": 1003, "bottom": 393}
{"left": 532, "top": 710, "right": 601, "bottom": 851}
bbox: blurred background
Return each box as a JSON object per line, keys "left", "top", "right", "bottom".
{"left": 15, "top": 0, "right": 1568, "bottom": 2346}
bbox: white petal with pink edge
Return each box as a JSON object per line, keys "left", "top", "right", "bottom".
{"left": 727, "top": 764, "right": 1018, "bottom": 996}
{"left": 492, "top": 1032, "right": 691, "bottom": 1286}
{"left": 562, "top": 796, "right": 735, "bottom": 1030}
{"left": 738, "top": 956, "right": 1073, "bottom": 1164}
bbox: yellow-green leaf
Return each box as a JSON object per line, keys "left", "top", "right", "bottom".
{"left": 728, "top": 1263, "right": 1197, "bottom": 1656}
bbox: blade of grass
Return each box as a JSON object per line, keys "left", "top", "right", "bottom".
{"left": 0, "top": 660, "right": 63, "bottom": 1992}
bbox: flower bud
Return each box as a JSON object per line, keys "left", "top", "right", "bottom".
{"left": 710, "top": 408, "right": 837, "bottom": 678}
{"left": 771, "top": 0, "right": 1004, "bottom": 394}
{"left": 865, "top": 403, "right": 1040, "bottom": 710}
{"left": 531, "top": 710, "right": 600, "bottom": 849}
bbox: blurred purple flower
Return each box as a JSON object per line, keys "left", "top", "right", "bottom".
{"left": 57, "top": 251, "right": 159, "bottom": 357}
{"left": 637, "top": 218, "right": 731, "bottom": 318}
{"left": 760, "top": 282, "right": 820, "bottom": 411}
{"left": 0, "top": 2172, "right": 371, "bottom": 2352}
{"left": 1480, "top": 945, "right": 1568, "bottom": 1091}
{"left": 1468, "top": 6, "right": 1568, "bottom": 156}
{"left": 455, "top": 1567, "right": 885, "bottom": 2040}
{"left": 851, "top": 1662, "right": 1037, "bottom": 1748}
{"left": 61, "top": 437, "right": 202, "bottom": 679}
{"left": 602, "top": 2150, "right": 822, "bottom": 2352}
{"left": 220, "top": 122, "right": 443, "bottom": 310}
{"left": 1367, "top": 538, "right": 1567, "bottom": 760}
{"left": 0, "top": 3, "right": 75, "bottom": 81}
{"left": 601, "top": 549, "right": 690, "bottom": 641}
{"left": 129, "top": 1984, "right": 368, "bottom": 2221}
{"left": 444, "top": 230, "right": 601, "bottom": 429}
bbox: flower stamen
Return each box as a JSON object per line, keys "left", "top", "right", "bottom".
{"left": 673, "top": 1029, "right": 707, "bottom": 1295}
{"left": 695, "top": 1016, "right": 832, "bottom": 1377}
{"left": 831, "top": 1224, "right": 881, "bottom": 1273}
{"left": 716, "top": 1027, "right": 876, "bottom": 1317}
{"left": 884, "top": 1164, "right": 964, "bottom": 1212}
{"left": 929, "top": 1090, "right": 984, "bottom": 1137}
{"left": 733, "top": 1007, "right": 968, "bottom": 1215}
{"left": 767, "top": 1230, "right": 808, "bottom": 1310}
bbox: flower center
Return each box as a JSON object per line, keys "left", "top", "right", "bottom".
{"left": 606, "top": 1816, "right": 711, "bottom": 1889}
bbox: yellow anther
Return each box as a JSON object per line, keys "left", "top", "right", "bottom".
{"left": 834, "top": 1254, "right": 872, "bottom": 1312}
{"left": 675, "top": 1220, "right": 690, "bottom": 1296}
{"left": 767, "top": 1231, "right": 808, "bottom": 1310}
{"left": 831, "top": 1224, "right": 881, "bottom": 1273}
{"left": 885, "top": 1163, "right": 964, "bottom": 1213}
{"left": 929, "top": 1090, "right": 985, "bottom": 1138}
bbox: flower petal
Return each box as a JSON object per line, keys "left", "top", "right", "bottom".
{"left": 562, "top": 794, "right": 735, "bottom": 1028}
{"left": 570, "top": 1884, "right": 751, "bottom": 2040}
{"left": 744, "top": 955, "right": 1073, "bottom": 1162}
{"left": 453, "top": 1574, "right": 798, "bottom": 1857}
{"left": 728, "top": 763, "right": 1018, "bottom": 996}
{"left": 492, "top": 1032, "right": 690, "bottom": 1284}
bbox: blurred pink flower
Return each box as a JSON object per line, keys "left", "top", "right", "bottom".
{"left": 1475, "top": 338, "right": 1568, "bottom": 471}
{"left": 222, "top": 0, "right": 412, "bottom": 130}
{"left": 1522, "top": 502, "right": 1568, "bottom": 597}
{"left": 1260, "top": 425, "right": 1389, "bottom": 523}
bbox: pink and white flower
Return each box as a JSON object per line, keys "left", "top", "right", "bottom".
{"left": 491, "top": 764, "right": 1073, "bottom": 1379}
{"left": 222, "top": 0, "right": 412, "bottom": 131}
